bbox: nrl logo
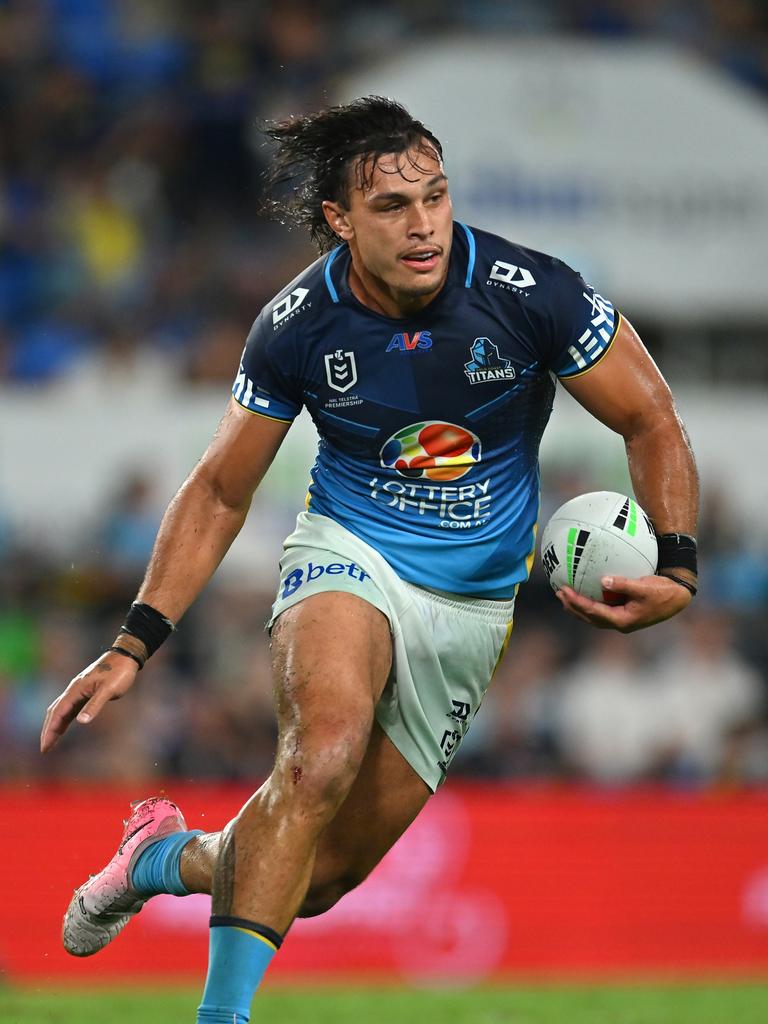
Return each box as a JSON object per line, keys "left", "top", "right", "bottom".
{"left": 325, "top": 349, "right": 358, "bottom": 393}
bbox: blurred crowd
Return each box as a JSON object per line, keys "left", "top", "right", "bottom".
{"left": 2, "top": 0, "right": 768, "bottom": 786}
{"left": 2, "top": 0, "right": 768, "bottom": 388}
{"left": 1, "top": 465, "right": 766, "bottom": 787}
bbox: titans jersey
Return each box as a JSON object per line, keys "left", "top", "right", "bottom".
{"left": 233, "top": 223, "right": 620, "bottom": 598}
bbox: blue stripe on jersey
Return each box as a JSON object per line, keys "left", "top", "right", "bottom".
{"left": 324, "top": 248, "right": 341, "bottom": 303}
{"left": 457, "top": 222, "right": 476, "bottom": 287}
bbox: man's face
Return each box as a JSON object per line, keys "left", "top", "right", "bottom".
{"left": 323, "top": 143, "right": 453, "bottom": 310}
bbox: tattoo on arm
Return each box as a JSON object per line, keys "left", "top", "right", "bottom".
{"left": 211, "top": 824, "right": 236, "bottom": 916}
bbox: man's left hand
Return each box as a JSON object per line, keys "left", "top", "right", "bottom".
{"left": 556, "top": 575, "right": 692, "bottom": 633}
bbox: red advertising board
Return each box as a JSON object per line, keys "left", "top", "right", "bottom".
{"left": 3, "top": 784, "right": 768, "bottom": 983}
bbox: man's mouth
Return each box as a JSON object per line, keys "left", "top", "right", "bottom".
{"left": 401, "top": 249, "right": 441, "bottom": 271}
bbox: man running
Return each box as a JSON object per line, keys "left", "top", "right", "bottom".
{"left": 40, "top": 97, "right": 698, "bottom": 1023}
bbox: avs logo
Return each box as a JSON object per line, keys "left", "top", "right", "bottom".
{"left": 487, "top": 260, "right": 536, "bottom": 295}
{"left": 385, "top": 330, "right": 433, "bottom": 353}
{"left": 324, "top": 349, "right": 357, "bottom": 393}
{"left": 464, "top": 338, "right": 516, "bottom": 385}
{"left": 272, "top": 287, "right": 309, "bottom": 326}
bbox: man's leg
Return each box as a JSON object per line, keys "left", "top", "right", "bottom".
{"left": 198, "top": 591, "right": 394, "bottom": 1022}
{"left": 181, "top": 718, "right": 431, "bottom": 913}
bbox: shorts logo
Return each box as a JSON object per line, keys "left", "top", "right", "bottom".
{"left": 464, "top": 338, "right": 516, "bottom": 385}
{"left": 272, "top": 287, "right": 309, "bottom": 325}
{"left": 281, "top": 561, "right": 370, "bottom": 600}
{"left": 380, "top": 421, "right": 481, "bottom": 482}
{"left": 385, "top": 330, "right": 433, "bottom": 353}
{"left": 489, "top": 261, "right": 536, "bottom": 289}
{"left": 325, "top": 349, "right": 358, "bottom": 393}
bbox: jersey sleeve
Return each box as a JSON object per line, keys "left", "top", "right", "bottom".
{"left": 546, "top": 262, "right": 621, "bottom": 379}
{"left": 231, "top": 313, "right": 303, "bottom": 422}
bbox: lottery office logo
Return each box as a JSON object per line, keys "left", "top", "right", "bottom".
{"left": 370, "top": 421, "right": 492, "bottom": 529}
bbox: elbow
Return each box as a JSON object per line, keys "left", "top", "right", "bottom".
{"left": 187, "top": 462, "right": 252, "bottom": 518}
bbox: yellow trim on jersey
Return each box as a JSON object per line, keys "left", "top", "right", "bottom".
{"left": 558, "top": 311, "right": 623, "bottom": 381}
{"left": 232, "top": 395, "right": 295, "bottom": 424}
{"left": 233, "top": 927, "right": 278, "bottom": 951}
{"left": 305, "top": 490, "right": 312, "bottom": 510}
{"left": 525, "top": 520, "right": 539, "bottom": 578}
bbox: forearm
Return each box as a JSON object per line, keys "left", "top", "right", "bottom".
{"left": 135, "top": 468, "right": 251, "bottom": 623}
{"left": 625, "top": 410, "right": 699, "bottom": 577}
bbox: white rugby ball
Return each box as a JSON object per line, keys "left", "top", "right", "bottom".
{"left": 540, "top": 491, "right": 658, "bottom": 602}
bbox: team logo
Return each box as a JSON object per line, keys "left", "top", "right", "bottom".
{"left": 464, "top": 338, "right": 516, "bottom": 385}
{"left": 272, "top": 287, "right": 309, "bottom": 325}
{"left": 488, "top": 261, "right": 536, "bottom": 289}
{"left": 324, "top": 349, "right": 358, "bottom": 393}
{"left": 380, "top": 421, "right": 481, "bottom": 482}
{"left": 385, "top": 330, "right": 433, "bottom": 353}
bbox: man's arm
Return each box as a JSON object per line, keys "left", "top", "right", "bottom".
{"left": 557, "top": 315, "right": 699, "bottom": 632}
{"left": 41, "top": 400, "right": 291, "bottom": 751}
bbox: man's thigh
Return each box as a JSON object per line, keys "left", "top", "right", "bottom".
{"left": 269, "top": 591, "right": 393, "bottom": 782}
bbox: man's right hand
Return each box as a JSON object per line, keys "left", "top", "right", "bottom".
{"left": 40, "top": 652, "right": 139, "bottom": 753}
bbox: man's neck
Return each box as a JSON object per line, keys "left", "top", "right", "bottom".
{"left": 347, "top": 259, "right": 446, "bottom": 319}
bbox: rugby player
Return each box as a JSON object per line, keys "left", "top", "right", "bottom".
{"left": 40, "top": 97, "right": 699, "bottom": 1022}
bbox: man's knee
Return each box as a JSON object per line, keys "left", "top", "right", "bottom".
{"left": 277, "top": 728, "right": 369, "bottom": 821}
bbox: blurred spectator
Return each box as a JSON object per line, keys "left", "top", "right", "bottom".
{"left": 554, "top": 631, "right": 669, "bottom": 784}
{"left": 653, "top": 610, "right": 764, "bottom": 783}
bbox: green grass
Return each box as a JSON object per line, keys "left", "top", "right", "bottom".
{"left": 3, "top": 984, "right": 768, "bottom": 1024}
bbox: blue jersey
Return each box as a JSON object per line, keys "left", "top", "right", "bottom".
{"left": 233, "top": 223, "right": 620, "bottom": 598}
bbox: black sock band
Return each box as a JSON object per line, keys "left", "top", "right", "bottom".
{"left": 209, "top": 916, "right": 283, "bottom": 950}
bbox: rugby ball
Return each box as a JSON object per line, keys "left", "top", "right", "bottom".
{"left": 540, "top": 491, "right": 658, "bottom": 602}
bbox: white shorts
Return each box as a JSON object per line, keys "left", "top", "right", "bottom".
{"left": 269, "top": 513, "right": 515, "bottom": 792}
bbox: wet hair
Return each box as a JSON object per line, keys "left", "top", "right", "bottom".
{"left": 261, "top": 96, "right": 443, "bottom": 253}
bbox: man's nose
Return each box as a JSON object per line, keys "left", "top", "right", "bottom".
{"left": 406, "top": 202, "right": 433, "bottom": 236}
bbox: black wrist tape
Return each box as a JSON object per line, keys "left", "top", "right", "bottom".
{"left": 120, "top": 602, "right": 175, "bottom": 659}
{"left": 656, "top": 533, "right": 697, "bottom": 575}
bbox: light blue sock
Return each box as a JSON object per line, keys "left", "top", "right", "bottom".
{"left": 197, "top": 921, "right": 280, "bottom": 1023}
{"left": 131, "top": 830, "right": 203, "bottom": 897}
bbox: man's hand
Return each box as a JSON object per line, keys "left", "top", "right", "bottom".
{"left": 556, "top": 574, "right": 692, "bottom": 633}
{"left": 40, "top": 652, "right": 139, "bottom": 753}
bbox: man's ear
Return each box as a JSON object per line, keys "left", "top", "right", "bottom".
{"left": 322, "top": 200, "right": 354, "bottom": 241}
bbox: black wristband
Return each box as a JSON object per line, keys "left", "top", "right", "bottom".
{"left": 656, "top": 533, "right": 697, "bottom": 575}
{"left": 120, "top": 602, "right": 175, "bottom": 659}
{"left": 109, "top": 645, "right": 146, "bottom": 670}
{"left": 660, "top": 573, "right": 698, "bottom": 597}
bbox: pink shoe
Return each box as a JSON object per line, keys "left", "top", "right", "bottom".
{"left": 62, "top": 796, "right": 187, "bottom": 957}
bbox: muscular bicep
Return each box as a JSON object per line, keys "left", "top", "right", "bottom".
{"left": 193, "top": 399, "right": 292, "bottom": 509}
{"left": 560, "top": 316, "right": 676, "bottom": 439}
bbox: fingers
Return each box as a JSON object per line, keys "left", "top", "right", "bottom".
{"left": 40, "top": 654, "right": 138, "bottom": 753}
{"left": 555, "top": 574, "right": 691, "bottom": 633}
{"left": 556, "top": 586, "right": 627, "bottom": 630}
{"left": 40, "top": 689, "right": 89, "bottom": 753}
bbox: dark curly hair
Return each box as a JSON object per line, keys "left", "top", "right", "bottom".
{"left": 261, "top": 96, "right": 443, "bottom": 253}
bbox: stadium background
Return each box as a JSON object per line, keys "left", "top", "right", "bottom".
{"left": 2, "top": 0, "right": 768, "bottom": 1011}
